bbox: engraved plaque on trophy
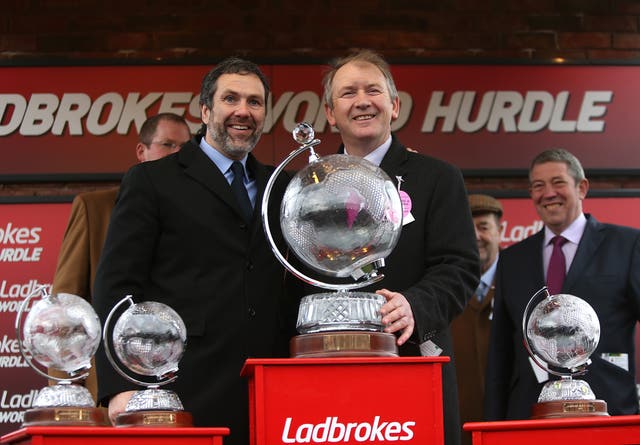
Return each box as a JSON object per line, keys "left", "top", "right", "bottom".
{"left": 15, "top": 286, "right": 107, "bottom": 426}
{"left": 262, "top": 122, "right": 403, "bottom": 358}
{"left": 523, "top": 286, "right": 609, "bottom": 419}
{"left": 103, "top": 295, "right": 192, "bottom": 427}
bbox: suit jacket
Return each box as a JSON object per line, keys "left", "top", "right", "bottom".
{"left": 343, "top": 135, "right": 479, "bottom": 445}
{"left": 485, "top": 214, "right": 640, "bottom": 420}
{"left": 451, "top": 284, "right": 494, "bottom": 445}
{"left": 93, "top": 137, "right": 291, "bottom": 445}
{"left": 50, "top": 187, "right": 118, "bottom": 401}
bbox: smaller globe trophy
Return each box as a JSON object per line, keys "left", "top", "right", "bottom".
{"left": 523, "top": 286, "right": 609, "bottom": 418}
{"left": 262, "top": 122, "right": 404, "bottom": 358}
{"left": 15, "top": 285, "right": 106, "bottom": 426}
{"left": 103, "top": 295, "right": 192, "bottom": 427}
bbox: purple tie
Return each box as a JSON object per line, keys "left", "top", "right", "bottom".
{"left": 546, "top": 236, "right": 567, "bottom": 295}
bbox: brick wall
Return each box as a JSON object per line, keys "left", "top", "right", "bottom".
{"left": 2, "top": 0, "right": 640, "bottom": 198}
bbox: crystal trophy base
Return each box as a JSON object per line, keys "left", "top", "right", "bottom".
{"left": 23, "top": 406, "right": 108, "bottom": 427}
{"left": 297, "top": 292, "right": 387, "bottom": 333}
{"left": 292, "top": 292, "right": 398, "bottom": 357}
{"left": 290, "top": 331, "right": 398, "bottom": 358}
{"left": 22, "top": 382, "right": 108, "bottom": 426}
{"left": 531, "top": 378, "right": 609, "bottom": 419}
{"left": 115, "top": 388, "right": 193, "bottom": 427}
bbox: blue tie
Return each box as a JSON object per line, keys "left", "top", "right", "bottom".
{"left": 230, "top": 161, "right": 252, "bottom": 223}
{"left": 476, "top": 281, "right": 488, "bottom": 302}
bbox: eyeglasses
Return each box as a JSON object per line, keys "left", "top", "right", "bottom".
{"left": 149, "top": 141, "right": 182, "bottom": 149}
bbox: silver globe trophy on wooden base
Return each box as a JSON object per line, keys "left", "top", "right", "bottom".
{"left": 523, "top": 286, "right": 609, "bottom": 419}
{"left": 15, "top": 286, "right": 107, "bottom": 426}
{"left": 103, "top": 295, "right": 192, "bottom": 427}
{"left": 262, "top": 122, "right": 403, "bottom": 358}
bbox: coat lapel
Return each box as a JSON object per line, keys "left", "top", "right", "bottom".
{"left": 530, "top": 230, "right": 547, "bottom": 290}
{"left": 247, "top": 154, "right": 272, "bottom": 237}
{"left": 379, "top": 136, "right": 410, "bottom": 187}
{"left": 564, "top": 215, "right": 603, "bottom": 291}
{"left": 179, "top": 139, "right": 261, "bottom": 224}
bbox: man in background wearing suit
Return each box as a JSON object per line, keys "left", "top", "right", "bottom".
{"left": 485, "top": 148, "right": 640, "bottom": 420}
{"left": 50, "top": 112, "right": 191, "bottom": 400}
{"left": 92, "top": 57, "right": 291, "bottom": 445}
{"left": 322, "top": 49, "right": 479, "bottom": 445}
{"left": 451, "top": 194, "right": 502, "bottom": 445}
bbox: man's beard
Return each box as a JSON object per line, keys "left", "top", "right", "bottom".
{"left": 208, "top": 119, "right": 262, "bottom": 159}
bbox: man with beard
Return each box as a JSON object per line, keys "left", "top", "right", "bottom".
{"left": 93, "top": 57, "right": 291, "bottom": 445}
{"left": 48, "top": 112, "right": 190, "bottom": 408}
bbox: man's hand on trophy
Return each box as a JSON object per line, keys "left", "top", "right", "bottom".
{"left": 377, "top": 289, "right": 415, "bottom": 346}
{"left": 108, "top": 390, "right": 136, "bottom": 425}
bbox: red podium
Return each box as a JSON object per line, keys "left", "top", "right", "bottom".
{"left": 0, "top": 426, "right": 230, "bottom": 445}
{"left": 464, "top": 415, "right": 640, "bottom": 445}
{"left": 241, "top": 357, "right": 447, "bottom": 445}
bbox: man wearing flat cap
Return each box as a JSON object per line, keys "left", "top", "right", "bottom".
{"left": 451, "top": 194, "right": 503, "bottom": 445}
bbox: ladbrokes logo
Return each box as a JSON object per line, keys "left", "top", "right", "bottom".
{"left": 281, "top": 416, "right": 416, "bottom": 443}
{"left": 0, "top": 223, "right": 43, "bottom": 263}
{"left": 0, "top": 223, "right": 41, "bottom": 245}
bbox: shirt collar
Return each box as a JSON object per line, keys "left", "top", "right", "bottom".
{"left": 344, "top": 136, "right": 392, "bottom": 167}
{"left": 544, "top": 213, "right": 587, "bottom": 246}
{"left": 481, "top": 254, "right": 499, "bottom": 289}
{"left": 199, "top": 137, "right": 248, "bottom": 175}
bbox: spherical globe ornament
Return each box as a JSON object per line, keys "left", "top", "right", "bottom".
{"left": 281, "top": 154, "right": 403, "bottom": 278}
{"left": 23, "top": 292, "right": 101, "bottom": 374}
{"left": 112, "top": 301, "right": 187, "bottom": 379}
{"left": 526, "top": 293, "right": 600, "bottom": 373}
{"left": 293, "top": 122, "right": 315, "bottom": 145}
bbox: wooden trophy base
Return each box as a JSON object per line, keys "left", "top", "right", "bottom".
{"left": 531, "top": 399, "right": 609, "bottom": 419}
{"left": 115, "top": 410, "right": 193, "bottom": 427}
{"left": 23, "top": 406, "right": 108, "bottom": 426}
{"left": 290, "top": 331, "right": 398, "bottom": 358}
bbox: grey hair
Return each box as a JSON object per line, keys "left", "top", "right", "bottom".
{"left": 529, "top": 148, "right": 586, "bottom": 183}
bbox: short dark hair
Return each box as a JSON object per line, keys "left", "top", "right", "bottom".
{"left": 199, "top": 57, "right": 270, "bottom": 109}
{"left": 529, "top": 148, "right": 586, "bottom": 184}
{"left": 139, "top": 113, "right": 189, "bottom": 145}
{"left": 197, "top": 57, "right": 270, "bottom": 136}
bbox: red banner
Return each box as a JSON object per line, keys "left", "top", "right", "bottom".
{"left": 1, "top": 64, "right": 640, "bottom": 176}
{"left": 0, "top": 203, "right": 69, "bottom": 435}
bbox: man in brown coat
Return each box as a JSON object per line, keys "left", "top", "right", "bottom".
{"left": 49, "top": 113, "right": 191, "bottom": 400}
{"left": 451, "top": 194, "right": 503, "bottom": 445}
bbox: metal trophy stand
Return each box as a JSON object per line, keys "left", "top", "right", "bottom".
{"left": 262, "top": 122, "right": 403, "bottom": 358}
{"left": 15, "top": 285, "right": 107, "bottom": 426}
{"left": 103, "top": 295, "right": 192, "bottom": 427}
{"left": 523, "top": 286, "right": 608, "bottom": 418}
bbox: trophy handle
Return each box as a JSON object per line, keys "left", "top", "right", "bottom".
{"left": 15, "top": 285, "right": 90, "bottom": 383}
{"left": 102, "top": 295, "right": 178, "bottom": 388}
{"left": 261, "top": 137, "right": 385, "bottom": 291}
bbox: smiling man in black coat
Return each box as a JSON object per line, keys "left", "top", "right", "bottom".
{"left": 485, "top": 148, "right": 640, "bottom": 421}
{"left": 322, "top": 49, "right": 480, "bottom": 445}
{"left": 93, "top": 57, "right": 291, "bottom": 445}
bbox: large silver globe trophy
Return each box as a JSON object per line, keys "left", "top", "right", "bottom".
{"left": 103, "top": 295, "right": 192, "bottom": 427}
{"left": 262, "top": 122, "right": 404, "bottom": 357}
{"left": 523, "top": 286, "right": 608, "bottom": 418}
{"left": 15, "top": 286, "right": 106, "bottom": 426}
